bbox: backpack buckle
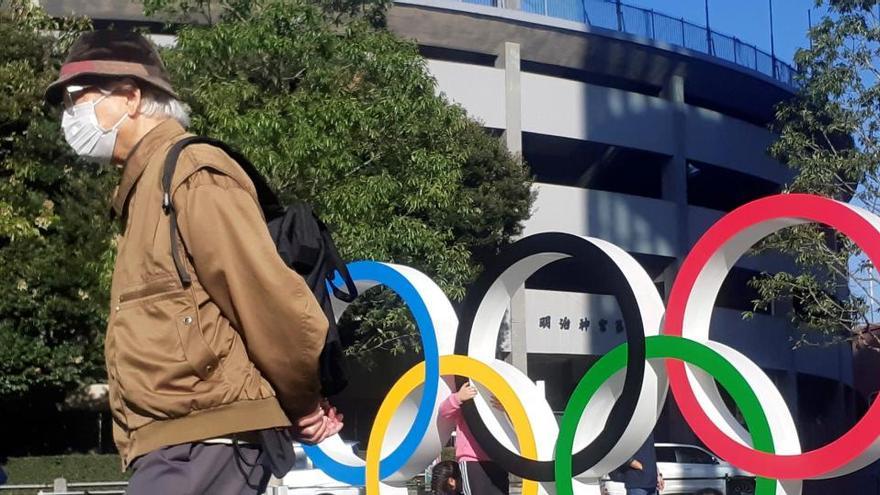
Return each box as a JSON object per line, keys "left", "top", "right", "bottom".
{"left": 162, "top": 193, "right": 172, "bottom": 214}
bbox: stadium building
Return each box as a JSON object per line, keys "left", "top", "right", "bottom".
{"left": 383, "top": 0, "right": 860, "bottom": 476}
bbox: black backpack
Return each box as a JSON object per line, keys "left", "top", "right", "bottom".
{"left": 161, "top": 136, "right": 358, "bottom": 398}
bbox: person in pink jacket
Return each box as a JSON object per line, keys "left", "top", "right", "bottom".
{"left": 439, "top": 381, "right": 510, "bottom": 495}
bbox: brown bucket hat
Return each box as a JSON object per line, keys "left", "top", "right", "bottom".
{"left": 45, "top": 30, "right": 179, "bottom": 105}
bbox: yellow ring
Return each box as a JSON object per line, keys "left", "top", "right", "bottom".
{"left": 365, "top": 354, "right": 539, "bottom": 495}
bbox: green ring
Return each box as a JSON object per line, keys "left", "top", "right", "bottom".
{"left": 554, "top": 335, "right": 777, "bottom": 495}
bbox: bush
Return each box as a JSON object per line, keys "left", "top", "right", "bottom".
{"left": 3, "top": 454, "right": 128, "bottom": 494}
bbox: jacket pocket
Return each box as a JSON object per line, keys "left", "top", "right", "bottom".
{"left": 111, "top": 285, "right": 227, "bottom": 430}
{"left": 118, "top": 277, "right": 180, "bottom": 305}
{"left": 176, "top": 310, "right": 219, "bottom": 380}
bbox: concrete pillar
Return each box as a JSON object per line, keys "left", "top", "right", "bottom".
{"left": 780, "top": 371, "right": 800, "bottom": 425}
{"left": 53, "top": 478, "right": 68, "bottom": 492}
{"left": 497, "top": 41, "right": 527, "bottom": 375}
{"left": 497, "top": 41, "right": 522, "bottom": 155}
{"left": 655, "top": 74, "right": 694, "bottom": 446}
{"left": 508, "top": 287, "right": 529, "bottom": 374}
{"left": 663, "top": 398, "right": 699, "bottom": 446}
{"left": 502, "top": 0, "right": 521, "bottom": 12}
{"left": 658, "top": 74, "right": 688, "bottom": 301}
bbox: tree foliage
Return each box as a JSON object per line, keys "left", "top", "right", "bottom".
{"left": 0, "top": 0, "right": 532, "bottom": 399}
{"left": 750, "top": 0, "right": 880, "bottom": 345}
{"left": 0, "top": 1, "right": 117, "bottom": 398}
{"left": 156, "top": 0, "right": 532, "bottom": 360}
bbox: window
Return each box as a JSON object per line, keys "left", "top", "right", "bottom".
{"left": 687, "top": 160, "right": 781, "bottom": 212}
{"left": 524, "top": 133, "right": 668, "bottom": 199}
{"left": 525, "top": 253, "right": 673, "bottom": 294}
{"left": 520, "top": 61, "right": 663, "bottom": 97}
{"left": 716, "top": 267, "right": 770, "bottom": 314}
{"left": 656, "top": 446, "right": 676, "bottom": 463}
{"left": 675, "top": 447, "right": 716, "bottom": 464}
{"left": 418, "top": 45, "right": 497, "bottom": 66}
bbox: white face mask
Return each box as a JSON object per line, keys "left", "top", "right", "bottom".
{"left": 61, "top": 94, "right": 128, "bottom": 165}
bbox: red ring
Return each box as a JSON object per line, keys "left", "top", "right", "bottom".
{"left": 664, "top": 194, "right": 880, "bottom": 479}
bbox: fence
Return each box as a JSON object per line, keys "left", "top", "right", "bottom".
{"left": 0, "top": 479, "right": 329, "bottom": 495}
{"left": 0, "top": 479, "right": 126, "bottom": 495}
{"left": 459, "top": 0, "right": 798, "bottom": 87}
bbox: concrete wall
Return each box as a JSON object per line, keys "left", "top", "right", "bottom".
{"left": 685, "top": 106, "right": 789, "bottom": 184}
{"left": 426, "top": 59, "right": 791, "bottom": 184}
{"left": 524, "top": 184, "right": 677, "bottom": 257}
{"left": 520, "top": 73, "right": 674, "bottom": 153}
{"left": 426, "top": 60, "right": 506, "bottom": 129}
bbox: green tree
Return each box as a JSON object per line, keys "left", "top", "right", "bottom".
{"left": 0, "top": 0, "right": 531, "bottom": 404}
{"left": 751, "top": 0, "right": 880, "bottom": 346}
{"left": 1, "top": 0, "right": 532, "bottom": 395}
{"left": 153, "top": 0, "right": 532, "bottom": 359}
{"left": 0, "top": 1, "right": 117, "bottom": 398}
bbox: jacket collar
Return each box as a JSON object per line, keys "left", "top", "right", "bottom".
{"left": 111, "top": 119, "right": 187, "bottom": 218}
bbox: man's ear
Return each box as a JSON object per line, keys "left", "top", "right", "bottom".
{"left": 125, "top": 85, "right": 142, "bottom": 118}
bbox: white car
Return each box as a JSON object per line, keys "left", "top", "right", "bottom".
{"left": 600, "top": 443, "right": 754, "bottom": 495}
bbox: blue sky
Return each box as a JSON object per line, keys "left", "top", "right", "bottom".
{"left": 620, "top": 0, "right": 828, "bottom": 63}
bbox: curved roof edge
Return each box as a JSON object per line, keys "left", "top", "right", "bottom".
{"left": 397, "top": 0, "right": 797, "bottom": 90}
{"left": 390, "top": 0, "right": 797, "bottom": 123}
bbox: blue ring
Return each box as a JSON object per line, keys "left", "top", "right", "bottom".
{"left": 303, "top": 261, "right": 441, "bottom": 485}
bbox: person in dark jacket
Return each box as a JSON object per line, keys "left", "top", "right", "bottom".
{"left": 613, "top": 434, "right": 664, "bottom": 495}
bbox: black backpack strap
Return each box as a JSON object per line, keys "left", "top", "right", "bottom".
{"left": 162, "top": 136, "right": 282, "bottom": 286}
{"left": 161, "top": 136, "right": 197, "bottom": 286}
{"left": 316, "top": 217, "right": 358, "bottom": 303}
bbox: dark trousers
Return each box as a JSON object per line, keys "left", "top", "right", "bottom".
{"left": 127, "top": 442, "right": 271, "bottom": 495}
{"left": 459, "top": 460, "right": 509, "bottom": 495}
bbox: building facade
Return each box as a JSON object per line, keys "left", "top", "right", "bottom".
{"left": 386, "top": 2, "right": 867, "bottom": 491}
{"left": 388, "top": 0, "right": 854, "bottom": 436}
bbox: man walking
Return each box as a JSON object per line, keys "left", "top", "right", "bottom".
{"left": 613, "top": 434, "right": 664, "bottom": 495}
{"left": 46, "top": 30, "right": 339, "bottom": 494}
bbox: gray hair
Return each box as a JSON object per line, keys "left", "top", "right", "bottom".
{"left": 100, "top": 79, "right": 191, "bottom": 128}
{"left": 137, "top": 85, "right": 191, "bottom": 128}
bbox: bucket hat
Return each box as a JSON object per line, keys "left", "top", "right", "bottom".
{"left": 45, "top": 30, "right": 178, "bottom": 105}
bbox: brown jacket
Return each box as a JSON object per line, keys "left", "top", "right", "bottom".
{"left": 106, "top": 119, "right": 329, "bottom": 469}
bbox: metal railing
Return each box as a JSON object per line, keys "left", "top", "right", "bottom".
{"left": 0, "top": 478, "right": 127, "bottom": 495}
{"left": 459, "top": 0, "right": 798, "bottom": 87}
{"left": 0, "top": 479, "right": 356, "bottom": 495}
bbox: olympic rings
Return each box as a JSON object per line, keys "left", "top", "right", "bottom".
{"left": 365, "top": 355, "right": 539, "bottom": 495}
{"left": 304, "top": 261, "right": 448, "bottom": 485}
{"left": 665, "top": 194, "right": 880, "bottom": 479}
{"left": 554, "top": 335, "right": 784, "bottom": 495}
{"left": 302, "top": 193, "right": 880, "bottom": 492}
{"left": 454, "top": 233, "right": 663, "bottom": 481}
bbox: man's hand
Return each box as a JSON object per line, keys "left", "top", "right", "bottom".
{"left": 629, "top": 459, "right": 644, "bottom": 471}
{"left": 456, "top": 382, "right": 478, "bottom": 403}
{"left": 322, "top": 399, "right": 344, "bottom": 437}
{"left": 291, "top": 404, "right": 335, "bottom": 445}
{"left": 657, "top": 473, "right": 665, "bottom": 491}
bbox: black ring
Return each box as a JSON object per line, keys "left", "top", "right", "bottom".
{"left": 454, "top": 232, "right": 648, "bottom": 481}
